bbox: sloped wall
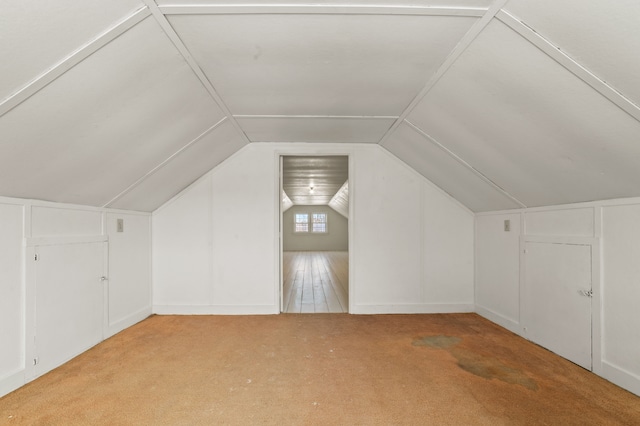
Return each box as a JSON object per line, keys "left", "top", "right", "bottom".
{"left": 476, "top": 201, "right": 640, "bottom": 397}
{"left": 152, "top": 143, "right": 475, "bottom": 314}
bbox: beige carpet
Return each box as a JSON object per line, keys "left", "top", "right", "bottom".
{"left": 1, "top": 314, "right": 639, "bottom": 425}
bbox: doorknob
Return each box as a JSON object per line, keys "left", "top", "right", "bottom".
{"left": 578, "top": 289, "right": 593, "bottom": 297}
{"left": 100, "top": 276, "right": 108, "bottom": 282}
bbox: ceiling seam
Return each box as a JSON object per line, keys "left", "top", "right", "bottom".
{"left": 403, "top": 119, "right": 527, "bottom": 209}
{"left": 377, "top": 0, "right": 510, "bottom": 147}
{"left": 141, "top": 0, "right": 252, "bottom": 146}
{"left": 0, "top": 7, "right": 151, "bottom": 118}
{"left": 158, "top": 5, "right": 486, "bottom": 17}
{"left": 497, "top": 10, "right": 640, "bottom": 124}
{"left": 233, "top": 115, "right": 398, "bottom": 120}
{"left": 102, "top": 117, "right": 228, "bottom": 208}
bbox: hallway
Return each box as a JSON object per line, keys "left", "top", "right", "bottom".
{"left": 282, "top": 251, "right": 348, "bottom": 313}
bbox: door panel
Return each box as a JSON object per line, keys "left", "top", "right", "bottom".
{"left": 35, "top": 242, "right": 104, "bottom": 375}
{"left": 523, "top": 242, "right": 592, "bottom": 369}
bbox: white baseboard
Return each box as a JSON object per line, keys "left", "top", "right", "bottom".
{"left": 350, "top": 303, "right": 475, "bottom": 315}
{"left": 153, "top": 304, "right": 279, "bottom": 315}
{"left": 602, "top": 361, "right": 640, "bottom": 397}
{"left": 0, "top": 368, "right": 25, "bottom": 398}
{"left": 474, "top": 305, "right": 520, "bottom": 335}
{"left": 107, "top": 306, "right": 152, "bottom": 338}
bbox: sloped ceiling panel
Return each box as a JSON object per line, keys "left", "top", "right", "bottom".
{"left": 405, "top": 19, "right": 640, "bottom": 208}
{"left": 0, "top": 0, "right": 143, "bottom": 101}
{"left": 0, "top": 17, "right": 226, "bottom": 207}
{"left": 384, "top": 123, "right": 522, "bottom": 212}
{"left": 328, "top": 181, "right": 349, "bottom": 219}
{"left": 505, "top": 0, "right": 640, "bottom": 107}
{"left": 108, "top": 121, "right": 246, "bottom": 212}
{"left": 237, "top": 117, "right": 395, "bottom": 143}
{"left": 166, "top": 13, "right": 478, "bottom": 116}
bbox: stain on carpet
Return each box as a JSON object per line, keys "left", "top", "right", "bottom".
{"left": 414, "top": 335, "right": 538, "bottom": 391}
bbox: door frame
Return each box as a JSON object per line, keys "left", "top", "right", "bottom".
{"left": 274, "top": 147, "right": 354, "bottom": 314}
{"left": 24, "top": 234, "right": 108, "bottom": 381}
{"left": 519, "top": 230, "right": 602, "bottom": 373}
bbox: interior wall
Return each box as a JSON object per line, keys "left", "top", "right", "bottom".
{"left": 283, "top": 205, "right": 348, "bottom": 251}
{"left": 152, "top": 143, "right": 475, "bottom": 315}
{"left": 476, "top": 200, "right": 640, "bottom": 397}
{"left": 0, "top": 201, "right": 25, "bottom": 397}
{"left": 0, "top": 197, "right": 151, "bottom": 398}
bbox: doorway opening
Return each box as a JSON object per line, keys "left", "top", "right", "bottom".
{"left": 280, "top": 155, "right": 349, "bottom": 313}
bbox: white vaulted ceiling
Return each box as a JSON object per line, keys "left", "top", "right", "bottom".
{"left": 1, "top": 1, "right": 639, "bottom": 212}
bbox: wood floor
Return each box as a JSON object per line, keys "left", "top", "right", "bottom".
{"left": 282, "top": 251, "right": 348, "bottom": 313}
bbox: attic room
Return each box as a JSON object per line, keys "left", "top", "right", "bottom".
{"left": 1, "top": 0, "right": 640, "bottom": 423}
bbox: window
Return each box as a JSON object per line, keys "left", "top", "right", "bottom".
{"left": 312, "top": 213, "right": 327, "bottom": 233}
{"left": 294, "top": 212, "right": 328, "bottom": 233}
{"left": 294, "top": 213, "right": 309, "bottom": 233}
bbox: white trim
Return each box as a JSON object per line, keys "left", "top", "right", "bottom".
{"left": 153, "top": 304, "right": 278, "bottom": 315}
{"left": 497, "top": 10, "right": 640, "bottom": 124}
{"left": 475, "top": 195, "right": 640, "bottom": 217}
{"left": 592, "top": 206, "right": 603, "bottom": 375}
{"left": 602, "top": 361, "right": 640, "bottom": 397}
{"left": 0, "top": 369, "right": 25, "bottom": 398}
{"left": 378, "top": 0, "right": 510, "bottom": 146}
{"left": 234, "top": 114, "right": 398, "bottom": 120}
{"left": 522, "top": 235, "right": 598, "bottom": 246}
{"left": 140, "top": 0, "right": 251, "bottom": 146}
{"left": 403, "top": 119, "right": 526, "bottom": 208}
{"left": 160, "top": 5, "right": 486, "bottom": 17}
{"left": 103, "top": 117, "right": 228, "bottom": 208}
{"left": 25, "top": 235, "right": 108, "bottom": 247}
{"left": 107, "top": 307, "right": 152, "bottom": 338}
{"left": 273, "top": 147, "right": 353, "bottom": 313}
{"left": 0, "top": 7, "right": 151, "bottom": 118}
{"left": 475, "top": 305, "right": 520, "bottom": 335}
{"left": 351, "top": 303, "right": 474, "bottom": 315}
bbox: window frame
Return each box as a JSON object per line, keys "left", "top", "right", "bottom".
{"left": 293, "top": 211, "right": 328, "bottom": 234}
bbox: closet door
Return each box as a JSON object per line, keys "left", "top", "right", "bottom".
{"left": 35, "top": 242, "right": 104, "bottom": 375}
{"left": 523, "top": 242, "right": 592, "bottom": 369}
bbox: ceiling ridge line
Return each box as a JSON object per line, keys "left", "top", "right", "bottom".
{"left": 159, "top": 4, "right": 486, "bottom": 17}
{"left": 233, "top": 115, "right": 399, "bottom": 119}
{"left": 497, "top": 10, "right": 640, "bottom": 124}
{"left": 0, "top": 7, "right": 151, "bottom": 119}
{"left": 403, "top": 119, "right": 527, "bottom": 209}
{"left": 377, "top": 0, "right": 510, "bottom": 147}
{"left": 141, "top": 0, "right": 251, "bottom": 146}
{"left": 102, "top": 117, "right": 227, "bottom": 208}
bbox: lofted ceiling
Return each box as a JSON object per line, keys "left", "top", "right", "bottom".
{"left": 1, "top": 1, "right": 639, "bottom": 212}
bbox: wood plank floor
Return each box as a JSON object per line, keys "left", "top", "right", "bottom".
{"left": 282, "top": 251, "right": 348, "bottom": 313}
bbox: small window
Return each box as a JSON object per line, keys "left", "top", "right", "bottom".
{"left": 312, "top": 213, "right": 327, "bottom": 233}
{"left": 294, "top": 213, "right": 309, "bottom": 233}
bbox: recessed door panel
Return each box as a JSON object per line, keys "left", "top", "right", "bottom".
{"left": 35, "top": 242, "right": 104, "bottom": 375}
{"left": 523, "top": 242, "right": 592, "bottom": 369}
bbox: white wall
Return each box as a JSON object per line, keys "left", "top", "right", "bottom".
{"left": 283, "top": 205, "right": 348, "bottom": 251}
{"left": 0, "top": 202, "right": 25, "bottom": 397}
{"left": 153, "top": 143, "right": 475, "bottom": 315}
{"left": 476, "top": 200, "right": 640, "bottom": 396}
{"left": 0, "top": 197, "right": 151, "bottom": 398}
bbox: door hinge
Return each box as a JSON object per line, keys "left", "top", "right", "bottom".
{"left": 34, "top": 254, "right": 38, "bottom": 261}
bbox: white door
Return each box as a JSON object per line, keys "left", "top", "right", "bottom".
{"left": 35, "top": 242, "right": 105, "bottom": 375}
{"left": 523, "top": 242, "right": 592, "bottom": 369}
